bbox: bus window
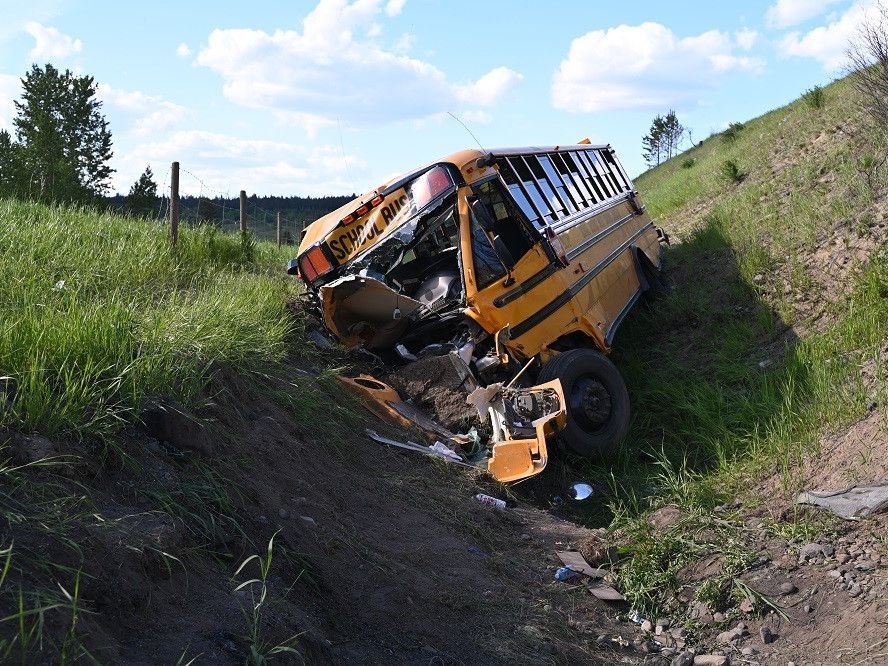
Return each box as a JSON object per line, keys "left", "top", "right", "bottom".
{"left": 472, "top": 179, "right": 535, "bottom": 263}
{"left": 469, "top": 208, "right": 506, "bottom": 289}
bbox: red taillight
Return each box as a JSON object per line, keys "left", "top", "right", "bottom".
{"left": 410, "top": 166, "right": 452, "bottom": 210}
{"left": 298, "top": 246, "right": 333, "bottom": 284}
{"left": 341, "top": 193, "right": 384, "bottom": 225}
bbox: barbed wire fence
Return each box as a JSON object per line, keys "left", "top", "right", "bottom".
{"left": 153, "top": 161, "right": 309, "bottom": 248}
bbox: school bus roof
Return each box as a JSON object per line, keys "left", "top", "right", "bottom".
{"left": 298, "top": 143, "right": 613, "bottom": 251}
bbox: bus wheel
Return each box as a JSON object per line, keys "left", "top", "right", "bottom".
{"left": 538, "top": 349, "right": 630, "bottom": 458}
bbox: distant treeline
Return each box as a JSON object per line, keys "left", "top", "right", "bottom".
{"left": 104, "top": 192, "right": 355, "bottom": 243}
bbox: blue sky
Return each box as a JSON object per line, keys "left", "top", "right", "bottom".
{"left": 0, "top": 0, "right": 880, "bottom": 197}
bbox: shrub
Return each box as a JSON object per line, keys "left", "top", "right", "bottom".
{"left": 802, "top": 85, "right": 826, "bottom": 109}
{"left": 721, "top": 159, "right": 745, "bottom": 184}
{"left": 722, "top": 122, "right": 745, "bottom": 143}
{"left": 681, "top": 157, "right": 696, "bottom": 169}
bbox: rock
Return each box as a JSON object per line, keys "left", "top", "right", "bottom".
{"left": 849, "top": 583, "right": 862, "bottom": 597}
{"left": 752, "top": 274, "right": 765, "bottom": 284}
{"left": 300, "top": 515, "right": 316, "bottom": 526}
{"left": 647, "top": 505, "right": 684, "bottom": 531}
{"left": 716, "top": 624, "right": 747, "bottom": 645}
{"left": 759, "top": 626, "right": 777, "bottom": 644}
{"left": 778, "top": 581, "right": 798, "bottom": 595}
{"left": 693, "top": 655, "right": 729, "bottom": 665}
{"left": 656, "top": 618, "right": 672, "bottom": 631}
{"left": 804, "top": 604, "right": 813, "bottom": 613}
{"left": 140, "top": 399, "right": 213, "bottom": 454}
{"left": 278, "top": 508, "right": 290, "bottom": 520}
{"left": 642, "top": 620, "right": 654, "bottom": 632}
{"left": 689, "top": 601, "right": 713, "bottom": 624}
{"left": 11, "top": 433, "right": 57, "bottom": 463}
{"left": 798, "top": 543, "right": 833, "bottom": 563}
{"left": 713, "top": 612, "right": 726, "bottom": 623}
{"left": 671, "top": 652, "right": 695, "bottom": 666}
{"left": 740, "top": 646, "right": 759, "bottom": 656}
{"left": 577, "top": 533, "right": 614, "bottom": 565}
{"left": 643, "top": 640, "right": 662, "bottom": 653}
{"left": 739, "top": 597, "right": 755, "bottom": 613}
{"left": 521, "top": 533, "right": 531, "bottom": 541}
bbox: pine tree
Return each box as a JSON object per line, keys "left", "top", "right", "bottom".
{"left": 642, "top": 115, "right": 666, "bottom": 167}
{"left": 13, "top": 64, "right": 113, "bottom": 203}
{"left": 125, "top": 166, "right": 158, "bottom": 217}
{"left": 0, "top": 130, "right": 21, "bottom": 198}
{"left": 660, "top": 110, "right": 685, "bottom": 160}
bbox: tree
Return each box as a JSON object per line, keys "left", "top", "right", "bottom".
{"left": 642, "top": 115, "right": 666, "bottom": 167}
{"left": 125, "top": 166, "right": 158, "bottom": 217}
{"left": 0, "top": 130, "right": 21, "bottom": 198}
{"left": 12, "top": 64, "right": 113, "bottom": 203}
{"left": 847, "top": 2, "right": 888, "bottom": 131}
{"left": 642, "top": 111, "right": 685, "bottom": 167}
{"left": 197, "top": 196, "right": 222, "bottom": 224}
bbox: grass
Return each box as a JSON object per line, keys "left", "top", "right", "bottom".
{"left": 568, "top": 75, "right": 888, "bottom": 619}
{"left": 0, "top": 200, "right": 296, "bottom": 438}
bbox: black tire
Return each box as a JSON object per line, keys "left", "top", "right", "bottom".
{"left": 538, "top": 348, "right": 630, "bottom": 457}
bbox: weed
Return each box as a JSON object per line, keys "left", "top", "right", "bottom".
{"left": 722, "top": 122, "right": 745, "bottom": 142}
{"left": 681, "top": 157, "right": 696, "bottom": 169}
{"left": 721, "top": 159, "right": 746, "bottom": 184}
{"left": 802, "top": 85, "right": 826, "bottom": 109}
{"left": 233, "top": 531, "right": 304, "bottom": 664}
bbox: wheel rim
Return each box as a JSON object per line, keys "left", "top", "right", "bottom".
{"left": 569, "top": 376, "right": 613, "bottom": 434}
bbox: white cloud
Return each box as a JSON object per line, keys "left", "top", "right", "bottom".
{"left": 24, "top": 22, "right": 82, "bottom": 60}
{"left": 735, "top": 28, "right": 759, "bottom": 50}
{"left": 455, "top": 66, "right": 524, "bottom": 106}
{"left": 765, "top": 0, "right": 845, "bottom": 28}
{"left": 778, "top": 0, "right": 882, "bottom": 69}
{"left": 100, "top": 84, "right": 190, "bottom": 136}
{"left": 113, "top": 129, "right": 365, "bottom": 196}
{"left": 176, "top": 42, "right": 191, "bottom": 58}
{"left": 552, "top": 23, "right": 765, "bottom": 113}
{"left": 385, "top": 0, "right": 406, "bottom": 16}
{"left": 195, "top": 0, "right": 522, "bottom": 128}
{"left": 0, "top": 74, "right": 21, "bottom": 132}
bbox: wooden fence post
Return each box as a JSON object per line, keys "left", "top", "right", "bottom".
{"left": 276, "top": 212, "right": 282, "bottom": 248}
{"left": 170, "top": 161, "right": 180, "bottom": 247}
{"left": 239, "top": 190, "right": 247, "bottom": 233}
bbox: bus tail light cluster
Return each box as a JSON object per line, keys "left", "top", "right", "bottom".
{"left": 341, "top": 194, "right": 384, "bottom": 225}
{"left": 298, "top": 245, "right": 334, "bottom": 283}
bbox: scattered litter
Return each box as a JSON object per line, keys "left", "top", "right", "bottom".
{"left": 365, "top": 429, "right": 473, "bottom": 467}
{"left": 566, "top": 482, "right": 594, "bottom": 501}
{"left": 555, "top": 567, "right": 581, "bottom": 582}
{"left": 796, "top": 483, "right": 888, "bottom": 519}
{"left": 474, "top": 493, "right": 510, "bottom": 510}
{"left": 429, "top": 441, "right": 463, "bottom": 462}
{"left": 628, "top": 609, "right": 647, "bottom": 625}
{"left": 587, "top": 580, "right": 624, "bottom": 601}
{"left": 556, "top": 551, "right": 607, "bottom": 579}
{"left": 52, "top": 279, "right": 65, "bottom": 291}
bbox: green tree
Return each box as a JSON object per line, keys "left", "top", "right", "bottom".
{"left": 642, "top": 114, "right": 666, "bottom": 167}
{"left": 0, "top": 130, "right": 21, "bottom": 198}
{"left": 125, "top": 165, "right": 158, "bottom": 217}
{"left": 13, "top": 63, "right": 113, "bottom": 203}
{"left": 197, "top": 196, "right": 221, "bottom": 224}
{"left": 642, "top": 111, "right": 685, "bottom": 167}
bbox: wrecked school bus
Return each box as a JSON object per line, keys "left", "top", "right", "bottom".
{"left": 288, "top": 142, "right": 668, "bottom": 483}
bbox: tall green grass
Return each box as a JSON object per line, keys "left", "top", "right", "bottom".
{"left": 0, "top": 199, "right": 296, "bottom": 437}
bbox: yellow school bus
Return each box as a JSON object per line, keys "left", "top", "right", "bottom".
{"left": 289, "top": 143, "right": 667, "bottom": 471}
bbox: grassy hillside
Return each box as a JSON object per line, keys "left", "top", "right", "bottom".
{"left": 572, "top": 74, "right": 888, "bottom": 616}
{"left": 0, "top": 201, "right": 295, "bottom": 437}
